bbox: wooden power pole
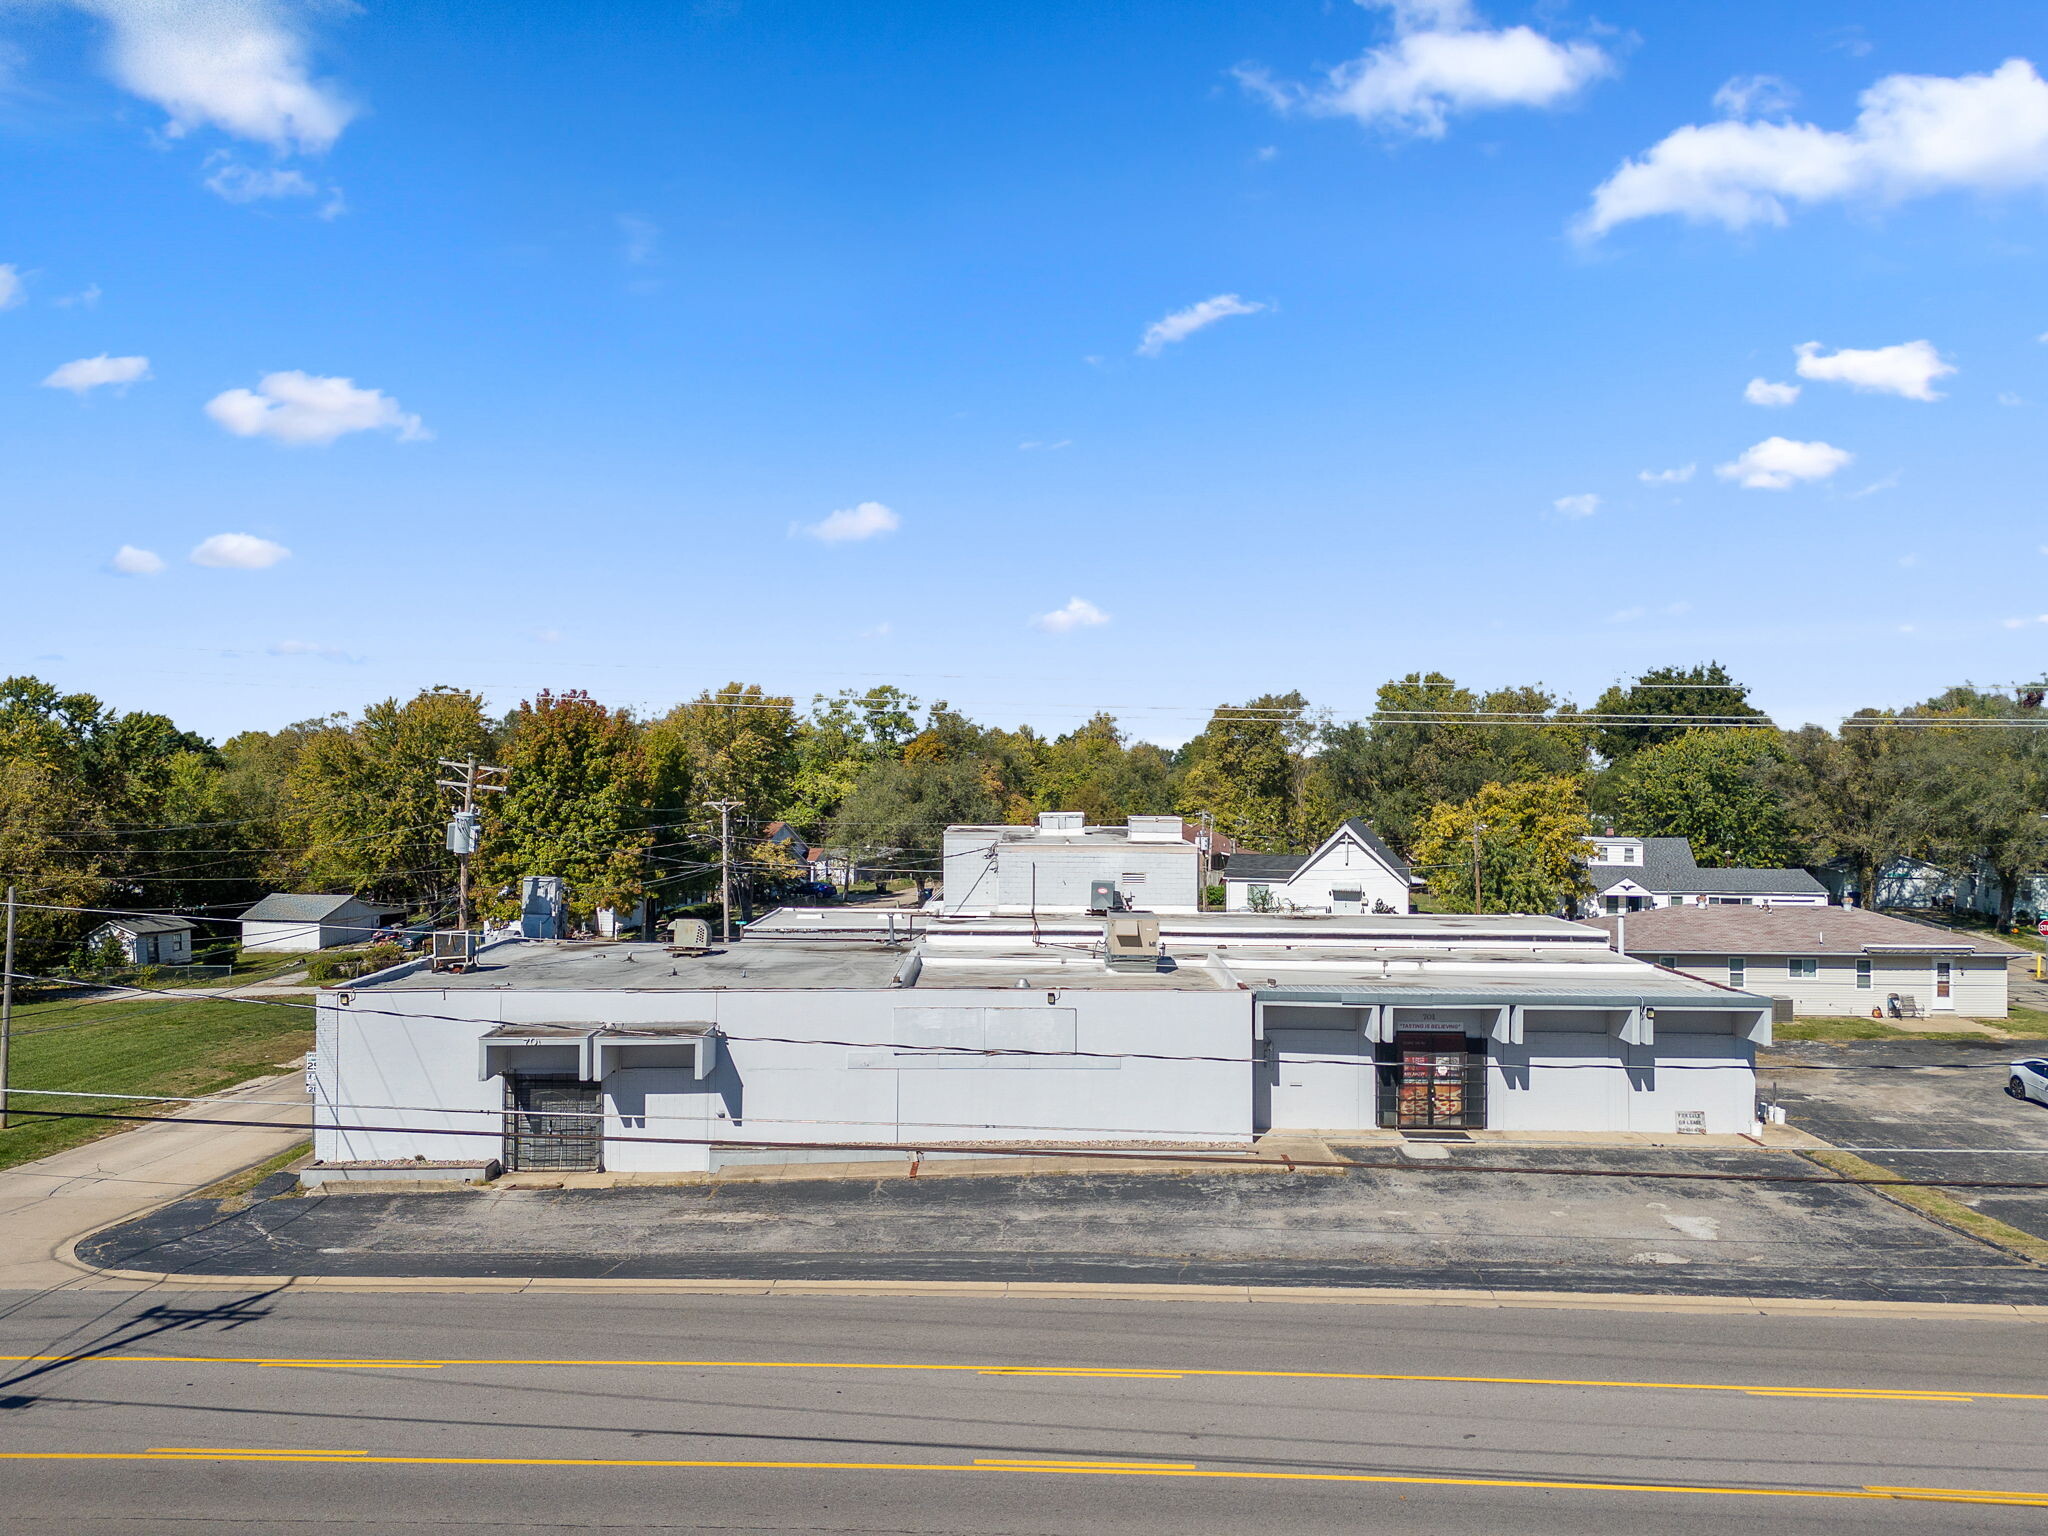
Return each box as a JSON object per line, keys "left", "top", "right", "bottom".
{"left": 438, "top": 757, "right": 508, "bottom": 934}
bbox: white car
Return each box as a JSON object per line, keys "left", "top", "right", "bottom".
{"left": 2007, "top": 1059, "right": 2048, "bottom": 1104}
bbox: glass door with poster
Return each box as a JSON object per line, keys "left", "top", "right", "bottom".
{"left": 1391, "top": 1031, "right": 1485, "bottom": 1129}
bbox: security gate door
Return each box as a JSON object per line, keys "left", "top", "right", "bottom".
{"left": 1390, "top": 1031, "right": 1485, "bottom": 1129}
{"left": 504, "top": 1074, "right": 602, "bottom": 1172}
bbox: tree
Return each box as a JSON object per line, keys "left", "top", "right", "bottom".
{"left": 1411, "top": 777, "right": 1594, "bottom": 914}
{"left": 1774, "top": 717, "right": 1923, "bottom": 905}
{"left": 1590, "top": 662, "right": 1767, "bottom": 763}
{"left": 1320, "top": 674, "right": 1589, "bottom": 853}
{"left": 785, "top": 686, "right": 920, "bottom": 827}
{"left": 283, "top": 688, "right": 494, "bottom": 908}
{"left": 489, "top": 690, "right": 651, "bottom": 921}
{"left": 1177, "top": 692, "right": 1321, "bottom": 850}
{"left": 1895, "top": 689, "right": 2048, "bottom": 927}
{"left": 1605, "top": 729, "right": 1798, "bottom": 867}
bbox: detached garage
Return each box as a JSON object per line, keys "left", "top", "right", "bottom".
{"left": 240, "top": 893, "right": 402, "bottom": 952}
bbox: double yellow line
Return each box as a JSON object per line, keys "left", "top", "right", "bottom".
{"left": 0, "top": 1448, "right": 2042, "bottom": 1507}
{"left": 0, "top": 1353, "right": 2026, "bottom": 1404}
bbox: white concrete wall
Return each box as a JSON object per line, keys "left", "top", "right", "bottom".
{"left": 313, "top": 978, "right": 1253, "bottom": 1170}
{"left": 1653, "top": 952, "right": 2010, "bottom": 1017}
{"left": 1486, "top": 1008, "right": 1757, "bottom": 1135}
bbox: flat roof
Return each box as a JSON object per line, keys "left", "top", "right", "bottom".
{"left": 350, "top": 938, "right": 911, "bottom": 992}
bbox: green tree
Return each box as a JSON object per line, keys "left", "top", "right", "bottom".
{"left": 1320, "top": 674, "right": 1589, "bottom": 853}
{"left": 1605, "top": 728, "right": 1798, "bottom": 867}
{"left": 1177, "top": 692, "right": 1321, "bottom": 850}
{"left": 1411, "top": 777, "right": 1595, "bottom": 914}
{"left": 283, "top": 687, "right": 494, "bottom": 908}
{"left": 1896, "top": 689, "right": 2048, "bottom": 927}
{"left": 1774, "top": 717, "right": 1924, "bottom": 905}
{"left": 489, "top": 690, "right": 651, "bottom": 921}
{"left": 1590, "top": 662, "right": 1767, "bottom": 763}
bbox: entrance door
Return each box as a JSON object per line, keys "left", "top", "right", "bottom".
{"left": 1266, "top": 1028, "right": 1373, "bottom": 1129}
{"left": 504, "top": 1074, "right": 602, "bottom": 1171}
{"left": 1933, "top": 960, "right": 1955, "bottom": 1011}
{"left": 1393, "top": 1031, "right": 1482, "bottom": 1129}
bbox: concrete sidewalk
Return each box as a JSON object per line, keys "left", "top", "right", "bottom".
{"left": 0, "top": 1072, "right": 310, "bottom": 1291}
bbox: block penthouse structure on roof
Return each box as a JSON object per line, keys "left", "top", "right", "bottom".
{"left": 1581, "top": 836, "right": 1827, "bottom": 916}
{"left": 939, "top": 812, "right": 1203, "bottom": 915}
{"left": 307, "top": 901, "right": 1771, "bottom": 1183}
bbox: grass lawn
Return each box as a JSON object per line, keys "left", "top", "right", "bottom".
{"left": 1776, "top": 1013, "right": 2048, "bottom": 1042}
{"left": 0, "top": 995, "right": 312, "bottom": 1173}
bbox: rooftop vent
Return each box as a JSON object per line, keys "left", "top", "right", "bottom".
{"left": 1037, "top": 811, "right": 1086, "bottom": 836}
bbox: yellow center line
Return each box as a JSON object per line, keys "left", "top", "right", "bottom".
{"left": 0, "top": 1354, "right": 2031, "bottom": 1403}
{"left": 4, "top": 1449, "right": 2047, "bottom": 1506}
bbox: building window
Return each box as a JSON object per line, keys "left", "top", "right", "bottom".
{"left": 1729, "top": 956, "right": 1745, "bottom": 988}
{"left": 1658, "top": 955, "right": 1677, "bottom": 970}
{"left": 1856, "top": 958, "right": 1872, "bottom": 989}
{"left": 1788, "top": 957, "right": 1818, "bottom": 979}
{"left": 1603, "top": 895, "right": 1620, "bottom": 914}
{"left": 1246, "top": 883, "right": 1272, "bottom": 912}
{"left": 1623, "top": 846, "right": 1637, "bottom": 863}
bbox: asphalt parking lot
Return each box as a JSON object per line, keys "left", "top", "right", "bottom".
{"left": 79, "top": 1142, "right": 2048, "bottom": 1303}
{"left": 1767, "top": 1039, "right": 2048, "bottom": 1242}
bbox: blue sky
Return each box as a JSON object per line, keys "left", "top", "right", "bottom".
{"left": 4, "top": 0, "right": 2047, "bottom": 743}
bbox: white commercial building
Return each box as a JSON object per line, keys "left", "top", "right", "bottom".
{"left": 940, "top": 812, "right": 1203, "bottom": 915}
{"left": 309, "top": 908, "right": 1770, "bottom": 1179}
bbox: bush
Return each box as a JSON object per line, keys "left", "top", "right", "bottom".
{"left": 303, "top": 943, "right": 409, "bottom": 984}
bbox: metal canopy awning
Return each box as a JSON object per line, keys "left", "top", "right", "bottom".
{"left": 477, "top": 1022, "right": 719, "bottom": 1082}
{"left": 1252, "top": 991, "right": 1770, "bottom": 1046}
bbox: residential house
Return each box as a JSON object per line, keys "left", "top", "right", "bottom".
{"left": 1587, "top": 904, "right": 2023, "bottom": 1018}
{"left": 1581, "top": 836, "right": 1827, "bottom": 916}
{"left": 241, "top": 893, "right": 404, "bottom": 952}
{"left": 84, "top": 915, "right": 195, "bottom": 967}
{"left": 306, "top": 904, "right": 1771, "bottom": 1182}
{"left": 1219, "top": 819, "right": 1412, "bottom": 914}
{"left": 940, "top": 812, "right": 1203, "bottom": 915}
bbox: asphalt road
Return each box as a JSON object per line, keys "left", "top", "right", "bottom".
{"left": 80, "top": 1148, "right": 2048, "bottom": 1302}
{"left": 0, "top": 1287, "right": 2042, "bottom": 1533}
{"left": 1768, "top": 1041, "right": 2048, "bottom": 1240}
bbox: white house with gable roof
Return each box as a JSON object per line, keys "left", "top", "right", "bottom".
{"left": 1219, "top": 819, "right": 1412, "bottom": 915}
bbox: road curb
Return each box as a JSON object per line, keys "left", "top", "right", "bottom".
{"left": 52, "top": 1266, "right": 2048, "bottom": 1319}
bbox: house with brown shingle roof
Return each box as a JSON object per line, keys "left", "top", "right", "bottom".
{"left": 1584, "top": 905, "right": 2024, "bottom": 1019}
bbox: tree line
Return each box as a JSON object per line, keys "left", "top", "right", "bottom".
{"left": 4, "top": 662, "right": 2044, "bottom": 966}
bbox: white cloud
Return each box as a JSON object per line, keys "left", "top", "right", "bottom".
{"left": 0, "top": 264, "right": 22, "bottom": 310}
{"left": 1137, "top": 294, "right": 1267, "bottom": 356}
{"left": 800, "top": 501, "right": 900, "bottom": 543}
{"left": 1716, "top": 436, "right": 1853, "bottom": 490}
{"left": 205, "top": 371, "right": 427, "bottom": 444}
{"left": 1607, "top": 606, "right": 1646, "bottom": 623}
{"left": 109, "top": 544, "right": 164, "bottom": 575}
{"left": 532, "top": 628, "right": 563, "bottom": 644}
{"left": 1018, "top": 439, "right": 1073, "bottom": 451}
{"left": 1581, "top": 58, "right": 2048, "bottom": 236}
{"left": 2002, "top": 615, "right": 2048, "bottom": 629}
{"left": 1794, "top": 339, "right": 1954, "bottom": 400}
{"left": 1744, "top": 377, "right": 1800, "bottom": 407}
{"left": 52, "top": 283, "right": 101, "bottom": 309}
{"left": 42, "top": 353, "right": 150, "bottom": 393}
{"left": 190, "top": 532, "right": 290, "bottom": 569}
{"left": 204, "top": 160, "right": 317, "bottom": 202}
{"left": 1638, "top": 463, "right": 1696, "bottom": 484}
{"left": 1898, "top": 552, "right": 1920, "bottom": 567}
{"left": 1848, "top": 470, "right": 1902, "bottom": 499}
{"left": 1713, "top": 74, "right": 1796, "bottom": 119}
{"left": 1552, "top": 492, "right": 1599, "bottom": 518}
{"left": 1242, "top": 0, "right": 1611, "bottom": 140}
{"left": 267, "top": 638, "right": 358, "bottom": 662}
{"left": 2000, "top": 391, "right": 2025, "bottom": 406}
{"left": 619, "top": 215, "right": 658, "bottom": 265}
{"left": 57, "top": 0, "right": 354, "bottom": 153}
{"left": 1031, "top": 596, "right": 1110, "bottom": 633}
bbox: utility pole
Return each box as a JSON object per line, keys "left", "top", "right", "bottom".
{"left": 438, "top": 757, "right": 508, "bottom": 935}
{"left": 1471, "top": 822, "right": 1487, "bottom": 915}
{"left": 0, "top": 886, "right": 14, "bottom": 1132}
{"left": 705, "top": 800, "right": 741, "bottom": 942}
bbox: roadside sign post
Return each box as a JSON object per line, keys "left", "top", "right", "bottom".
{"left": 1, "top": 884, "right": 15, "bottom": 1131}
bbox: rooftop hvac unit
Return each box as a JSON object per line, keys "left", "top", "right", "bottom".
{"left": 430, "top": 929, "right": 477, "bottom": 972}
{"left": 668, "top": 917, "right": 712, "bottom": 955}
{"left": 1104, "top": 913, "right": 1161, "bottom": 971}
{"left": 1037, "top": 811, "right": 1086, "bottom": 836}
{"left": 1088, "top": 879, "right": 1122, "bottom": 914}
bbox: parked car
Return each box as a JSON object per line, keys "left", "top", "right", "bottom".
{"left": 2007, "top": 1058, "right": 2048, "bottom": 1104}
